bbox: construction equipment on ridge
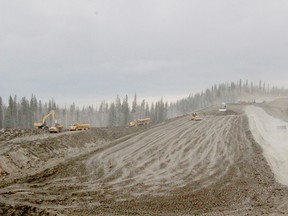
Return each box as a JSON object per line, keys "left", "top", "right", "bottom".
{"left": 34, "top": 110, "right": 63, "bottom": 133}
{"left": 190, "top": 113, "right": 202, "bottom": 121}
{"left": 129, "top": 118, "right": 151, "bottom": 127}
{"left": 219, "top": 102, "right": 227, "bottom": 112}
{"left": 34, "top": 110, "right": 56, "bottom": 129}
{"left": 69, "top": 123, "right": 90, "bottom": 131}
{"left": 49, "top": 121, "right": 63, "bottom": 133}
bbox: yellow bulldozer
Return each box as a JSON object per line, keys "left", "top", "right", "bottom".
{"left": 34, "top": 110, "right": 63, "bottom": 133}
{"left": 190, "top": 113, "right": 202, "bottom": 121}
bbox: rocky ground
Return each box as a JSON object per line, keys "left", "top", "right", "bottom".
{"left": 0, "top": 98, "right": 288, "bottom": 215}
{"left": 0, "top": 128, "right": 48, "bottom": 142}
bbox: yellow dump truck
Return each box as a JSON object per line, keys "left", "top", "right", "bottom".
{"left": 129, "top": 118, "right": 150, "bottom": 127}
{"left": 49, "top": 123, "right": 63, "bottom": 133}
{"left": 69, "top": 123, "right": 90, "bottom": 131}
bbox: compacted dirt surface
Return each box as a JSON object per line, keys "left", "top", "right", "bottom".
{"left": 1, "top": 98, "right": 288, "bottom": 215}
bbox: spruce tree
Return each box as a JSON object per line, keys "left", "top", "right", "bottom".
{"left": 132, "top": 93, "right": 137, "bottom": 113}
{"left": 109, "top": 102, "right": 116, "bottom": 126}
{"left": 122, "top": 95, "right": 129, "bottom": 125}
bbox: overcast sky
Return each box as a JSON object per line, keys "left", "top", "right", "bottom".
{"left": 1, "top": 0, "right": 288, "bottom": 106}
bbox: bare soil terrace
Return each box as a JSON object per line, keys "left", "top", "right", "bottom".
{"left": 1, "top": 98, "right": 288, "bottom": 215}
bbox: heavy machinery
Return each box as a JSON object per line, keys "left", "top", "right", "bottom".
{"left": 34, "top": 110, "right": 63, "bottom": 133}
{"left": 219, "top": 102, "right": 227, "bottom": 112}
{"left": 69, "top": 123, "right": 90, "bottom": 131}
{"left": 48, "top": 122, "right": 63, "bottom": 133}
{"left": 34, "top": 110, "right": 56, "bottom": 128}
{"left": 129, "top": 118, "right": 151, "bottom": 127}
{"left": 190, "top": 113, "right": 202, "bottom": 121}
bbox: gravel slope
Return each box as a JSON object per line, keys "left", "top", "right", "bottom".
{"left": 0, "top": 99, "right": 288, "bottom": 215}
{"left": 246, "top": 105, "right": 288, "bottom": 186}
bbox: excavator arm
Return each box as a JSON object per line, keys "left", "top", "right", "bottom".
{"left": 34, "top": 110, "right": 63, "bottom": 133}
{"left": 34, "top": 110, "right": 56, "bottom": 128}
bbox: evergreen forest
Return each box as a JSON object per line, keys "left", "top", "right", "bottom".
{"left": 0, "top": 80, "right": 287, "bottom": 129}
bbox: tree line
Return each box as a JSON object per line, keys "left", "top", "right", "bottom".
{"left": 0, "top": 80, "right": 287, "bottom": 129}
{"left": 0, "top": 94, "right": 168, "bottom": 129}
{"left": 167, "top": 79, "right": 288, "bottom": 118}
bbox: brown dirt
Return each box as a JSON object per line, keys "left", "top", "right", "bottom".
{"left": 1, "top": 99, "right": 288, "bottom": 215}
{"left": 0, "top": 128, "right": 49, "bottom": 142}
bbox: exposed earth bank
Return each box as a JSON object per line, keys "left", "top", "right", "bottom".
{"left": 1, "top": 98, "right": 288, "bottom": 215}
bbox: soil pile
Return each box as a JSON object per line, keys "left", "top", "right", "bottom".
{"left": 0, "top": 128, "right": 48, "bottom": 142}
{"left": 0, "top": 98, "right": 288, "bottom": 215}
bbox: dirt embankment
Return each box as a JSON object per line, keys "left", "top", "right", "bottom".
{"left": 0, "top": 125, "right": 153, "bottom": 215}
{"left": 1, "top": 99, "right": 288, "bottom": 215}
{"left": 258, "top": 97, "right": 288, "bottom": 122}
{"left": 0, "top": 126, "right": 150, "bottom": 182}
{"left": 246, "top": 99, "right": 288, "bottom": 187}
{"left": 0, "top": 128, "right": 48, "bottom": 142}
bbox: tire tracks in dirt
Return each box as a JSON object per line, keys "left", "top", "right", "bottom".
{"left": 1, "top": 104, "right": 288, "bottom": 215}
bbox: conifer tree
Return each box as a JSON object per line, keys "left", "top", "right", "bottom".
{"left": 4, "top": 96, "right": 14, "bottom": 128}
{"left": 109, "top": 102, "right": 116, "bottom": 126}
{"left": 132, "top": 93, "right": 137, "bottom": 113}
{"left": 122, "top": 95, "right": 129, "bottom": 125}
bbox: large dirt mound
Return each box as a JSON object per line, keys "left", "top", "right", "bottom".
{"left": 1, "top": 100, "right": 288, "bottom": 215}
{"left": 0, "top": 126, "right": 149, "bottom": 181}
{"left": 260, "top": 97, "right": 288, "bottom": 122}
{"left": 0, "top": 128, "right": 48, "bottom": 142}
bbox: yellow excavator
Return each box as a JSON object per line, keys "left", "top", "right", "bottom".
{"left": 34, "top": 110, "right": 56, "bottom": 128}
{"left": 34, "top": 110, "right": 63, "bottom": 133}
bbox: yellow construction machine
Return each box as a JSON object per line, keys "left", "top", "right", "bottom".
{"left": 34, "top": 110, "right": 56, "bottom": 128}
{"left": 34, "top": 110, "right": 63, "bottom": 133}
{"left": 69, "top": 123, "right": 90, "bottom": 131}
{"left": 129, "top": 118, "right": 151, "bottom": 127}
{"left": 190, "top": 113, "right": 202, "bottom": 121}
{"left": 48, "top": 122, "right": 63, "bottom": 133}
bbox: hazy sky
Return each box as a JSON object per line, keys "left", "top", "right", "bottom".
{"left": 1, "top": 0, "right": 288, "bottom": 106}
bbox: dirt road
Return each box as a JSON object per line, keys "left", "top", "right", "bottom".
{"left": 246, "top": 105, "right": 288, "bottom": 186}
{"left": 1, "top": 98, "right": 288, "bottom": 215}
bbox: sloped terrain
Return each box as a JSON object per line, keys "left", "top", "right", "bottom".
{"left": 260, "top": 97, "right": 288, "bottom": 122}
{"left": 1, "top": 99, "right": 288, "bottom": 215}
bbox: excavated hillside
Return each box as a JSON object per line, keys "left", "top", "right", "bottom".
{"left": 0, "top": 98, "right": 288, "bottom": 215}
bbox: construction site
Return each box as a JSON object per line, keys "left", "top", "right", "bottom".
{"left": 0, "top": 97, "right": 287, "bottom": 215}
{"left": 2, "top": 0, "right": 288, "bottom": 214}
